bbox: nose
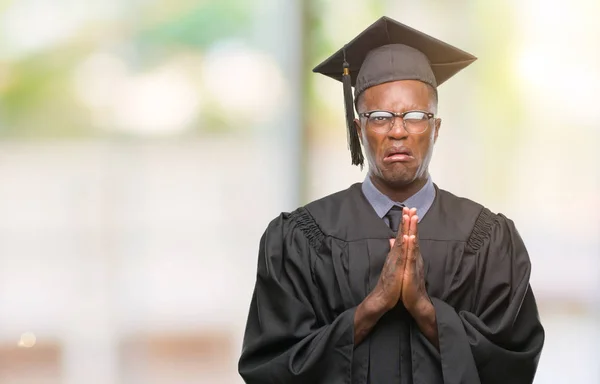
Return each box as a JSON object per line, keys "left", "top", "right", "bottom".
{"left": 387, "top": 117, "right": 409, "bottom": 139}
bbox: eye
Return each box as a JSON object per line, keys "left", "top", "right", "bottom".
{"left": 368, "top": 111, "right": 393, "bottom": 123}
{"left": 403, "top": 111, "right": 427, "bottom": 121}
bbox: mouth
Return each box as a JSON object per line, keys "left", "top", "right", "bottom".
{"left": 383, "top": 147, "right": 414, "bottom": 163}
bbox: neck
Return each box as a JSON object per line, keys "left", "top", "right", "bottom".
{"left": 369, "top": 173, "right": 429, "bottom": 203}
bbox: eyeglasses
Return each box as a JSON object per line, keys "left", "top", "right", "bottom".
{"left": 358, "top": 110, "right": 435, "bottom": 134}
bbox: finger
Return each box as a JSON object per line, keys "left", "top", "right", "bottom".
{"left": 394, "top": 213, "right": 408, "bottom": 243}
{"left": 402, "top": 235, "right": 415, "bottom": 280}
{"left": 414, "top": 216, "right": 420, "bottom": 243}
{"left": 408, "top": 235, "right": 418, "bottom": 264}
{"left": 390, "top": 235, "right": 405, "bottom": 251}
{"left": 402, "top": 214, "right": 410, "bottom": 236}
{"left": 411, "top": 235, "right": 425, "bottom": 282}
{"left": 409, "top": 215, "right": 419, "bottom": 238}
{"left": 394, "top": 222, "right": 402, "bottom": 244}
{"left": 409, "top": 235, "right": 423, "bottom": 271}
{"left": 397, "top": 235, "right": 409, "bottom": 267}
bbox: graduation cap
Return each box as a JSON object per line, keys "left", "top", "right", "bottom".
{"left": 313, "top": 16, "right": 477, "bottom": 167}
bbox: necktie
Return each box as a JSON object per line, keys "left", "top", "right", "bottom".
{"left": 385, "top": 205, "right": 404, "bottom": 233}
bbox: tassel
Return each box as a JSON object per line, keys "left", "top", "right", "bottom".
{"left": 342, "top": 52, "right": 364, "bottom": 168}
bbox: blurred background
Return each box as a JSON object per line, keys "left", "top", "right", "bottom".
{"left": 0, "top": 0, "right": 598, "bottom": 383}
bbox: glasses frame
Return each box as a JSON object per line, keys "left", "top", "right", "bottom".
{"left": 358, "top": 110, "right": 435, "bottom": 134}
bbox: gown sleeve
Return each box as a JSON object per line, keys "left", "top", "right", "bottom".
{"left": 427, "top": 209, "right": 545, "bottom": 384}
{"left": 238, "top": 212, "right": 356, "bottom": 384}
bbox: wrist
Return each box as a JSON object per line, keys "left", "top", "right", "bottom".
{"left": 354, "top": 294, "right": 388, "bottom": 346}
{"left": 409, "top": 296, "right": 439, "bottom": 349}
{"left": 408, "top": 296, "right": 434, "bottom": 322}
{"left": 360, "top": 294, "right": 389, "bottom": 320}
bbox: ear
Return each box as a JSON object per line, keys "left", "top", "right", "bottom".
{"left": 354, "top": 118, "right": 363, "bottom": 144}
{"left": 433, "top": 118, "right": 442, "bottom": 143}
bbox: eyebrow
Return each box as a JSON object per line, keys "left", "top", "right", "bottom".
{"left": 365, "top": 104, "right": 428, "bottom": 112}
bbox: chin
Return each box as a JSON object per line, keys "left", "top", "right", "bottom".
{"left": 380, "top": 168, "right": 417, "bottom": 187}
{"left": 368, "top": 158, "right": 420, "bottom": 185}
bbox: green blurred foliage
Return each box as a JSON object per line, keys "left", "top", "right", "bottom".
{"left": 470, "top": 2, "right": 523, "bottom": 200}
{"left": 137, "top": 0, "right": 252, "bottom": 50}
{"left": 0, "top": 0, "right": 252, "bottom": 139}
{"left": 0, "top": 47, "right": 94, "bottom": 138}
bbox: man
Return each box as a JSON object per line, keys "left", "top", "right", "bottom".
{"left": 238, "top": 16, "right": 544, "bottom": 384}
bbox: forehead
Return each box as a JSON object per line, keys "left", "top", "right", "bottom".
{"left": 360, "top": 80, "right": 432, "bottom": 110}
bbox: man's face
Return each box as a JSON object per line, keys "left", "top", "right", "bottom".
{"left": 355, "top": 80, "right": 441, "bottom": 188}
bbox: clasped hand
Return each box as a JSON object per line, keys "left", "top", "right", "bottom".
{"left": 372, "top": 207, "right": 429, "bottom": 315}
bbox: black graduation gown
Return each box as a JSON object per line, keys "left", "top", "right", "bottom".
{"left": 238, "top": 183, "right": 545, "bottom": 384}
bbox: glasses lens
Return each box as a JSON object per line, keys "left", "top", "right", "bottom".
{"left": 403, "top": 111, "right": 430, "bottom": 133}
{"left": 367, "top": 111, "right": 394, "bottom": 132}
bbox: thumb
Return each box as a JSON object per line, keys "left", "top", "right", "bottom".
{"left": 389, "top": 238, "right": 396, "bottom": 248}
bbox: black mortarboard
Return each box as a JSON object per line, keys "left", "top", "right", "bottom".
{"left": 313, "top": 16, "right": 477, "bottom": 167}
